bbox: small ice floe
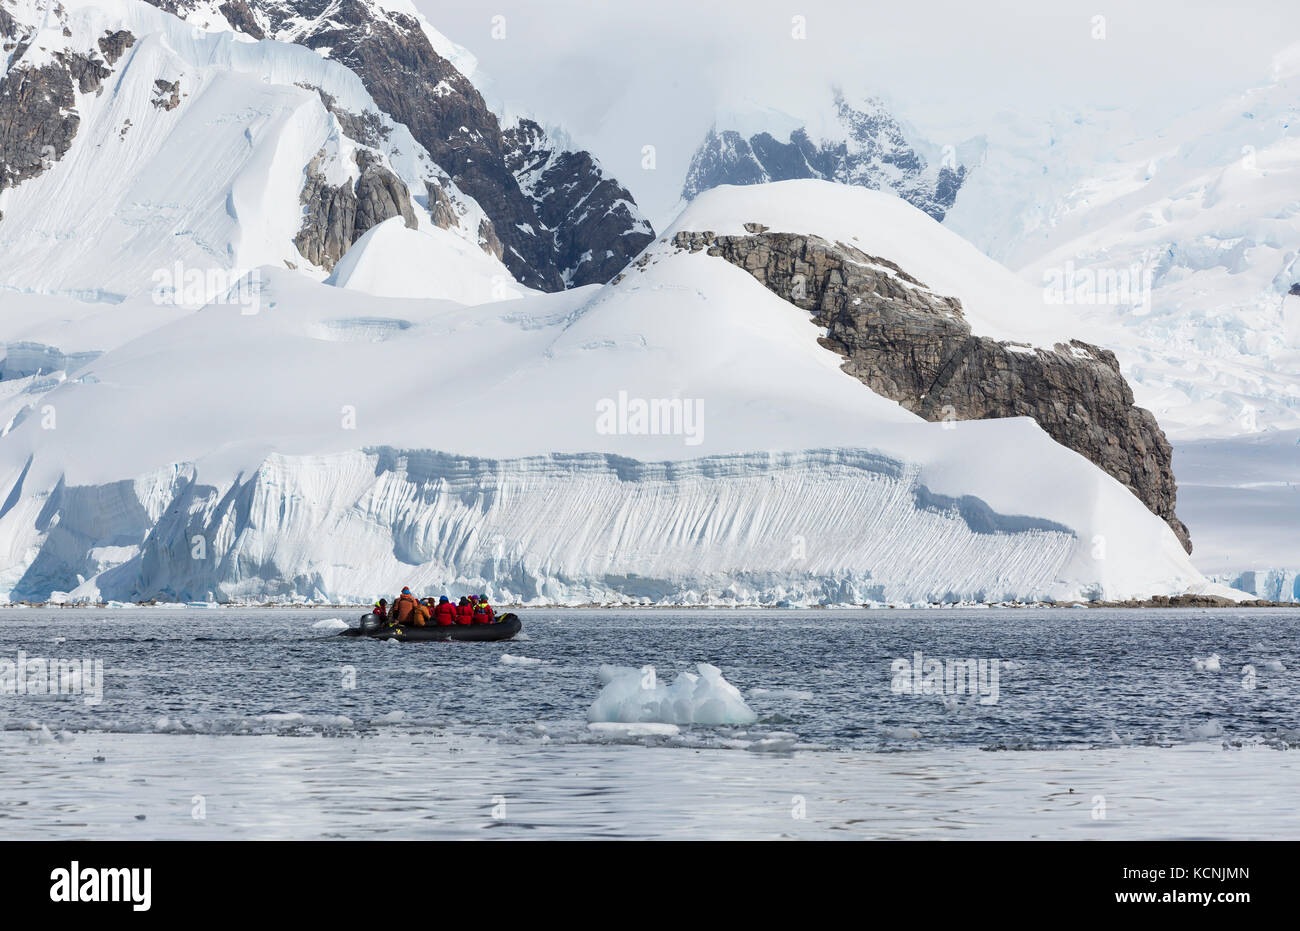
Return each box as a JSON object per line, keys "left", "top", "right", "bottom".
{"left": 28, "top": 725, "right": 56, "bottom": 744}
{"left": 882, "top": 725, "right": 921, "bottom": 739}
{"left": 312, "top": 618, "right": 349, "bottom": 631}
{"left": 1183, "top": 719, "right": 1224, "bottom": 740}
{"left": 499, "top": 653, "right": 549, "bottom": 666}
{"left": 1260, "top": 659, "right": 1287, "bottom": 672}
{"left": 384, "top": 637, "right": 400, "bottom": 646}
{"left": 1192, "top": 653, "right": 1222, "bottom": 672}
{"left": 587, "top": 722, "right": 681, "bottom": 739}
{"left": 376, "top": 710, "right": 405, "bottom": 724}
{"left": 1109, "top": 730, "right": 1136, "bottom": 746}
{"left": 744, "top": 733, "right": 799, "bottom": 753}
{"left": 52, "top": 636, "right": 66, "bottom": 645}
{"left": 55, "top": 730, "right": 74, "bottom": 743}
{"left": 587, "top": 663, "right": 757, "bottom": 725}
{"left": 511, "top": 632, "right": 531, "bottom": 641}
{"left": 749, "top": 687, "right": 814, "bottom": 701}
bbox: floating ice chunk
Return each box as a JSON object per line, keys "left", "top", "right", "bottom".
{"left": 1260, "top": 659, "right": 1286, "bottom": 672}
{"left": 500, "top": 654, "right": 548, "bottom": 665}
{"left": 28, "top": 725, "right": 56, "bottom": 744}
{"left": 749, "top": 687, "right": 814, "bottom": 701}
{"left": 312, "top": 618, "right": 349, "bottom": 631}
{"left": 377, "top": 710, "right": 406, "bottom": 723}
{"left": 587, "top": 663, "right": 758, "bottom": 725}
{"left": 744, "top": 733, "right": 800, "bottom": 753}
{"left": 1193, "top": 653, "right": 1222, "bottom": 672}
{"left": 882, "top": 726, "right": 922, "bottom": 739}
{"left": 1184, "top": 719, "right": 1225, "bottom": 740}
{"left": 587, "top": 722, "right": 681, "bottom": 738}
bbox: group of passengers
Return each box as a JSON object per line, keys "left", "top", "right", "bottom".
{"left": 371, "top": 588, "right": 496, "bottom": 627}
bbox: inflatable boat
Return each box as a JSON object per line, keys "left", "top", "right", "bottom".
{"left": 339, "top": 613, "right": 521, "bottom": 643}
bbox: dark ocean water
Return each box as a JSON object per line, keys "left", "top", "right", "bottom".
{"left": 2, "top": 607, "right": 1298, "bottom": 751}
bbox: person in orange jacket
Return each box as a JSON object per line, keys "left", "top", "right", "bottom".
{"left": 433, "top": 595, "right": 457, "bottom": 626}
{"left": 455, "top": 596, "right": 474, "bottom": 625}
{"left": 392, "top": 587, "right": 424, "bottom": 626}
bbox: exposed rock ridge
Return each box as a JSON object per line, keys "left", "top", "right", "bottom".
{"left": 672, "top": 228, "right": 1191, "bottom": 551}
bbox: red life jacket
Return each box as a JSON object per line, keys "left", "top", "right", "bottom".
{"left": 472, "top": 604, "right": 487, "bottom": 624}
{"left": 456, "top": 603, "right": 473, "bottom": 625}
{"left": 483, "top": 604, "right": 494, "bottom": 624}
{"left": 434, "top": 602, "right": 457, "bottom": 626}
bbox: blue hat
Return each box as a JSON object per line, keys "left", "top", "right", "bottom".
{"left": 401, "top": 586, "right": 411, "bottom": 594}
{"left": 439, "top": 595, "right": 449, "bottom": 603}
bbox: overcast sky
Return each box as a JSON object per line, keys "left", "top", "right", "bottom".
{"left": 417, "top": 0, "right": 1298, "bottom": 228}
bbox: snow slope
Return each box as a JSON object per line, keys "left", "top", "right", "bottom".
{"left": 325, "top": 217, "right": 528, "bottom": 304}
{"left": 0, "top": 181, "right": 1224, "bottom": 604}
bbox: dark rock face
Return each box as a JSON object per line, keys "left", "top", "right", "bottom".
{"left": 294, "top": 150, "right": 418, "bottom": 270}
{"left": 151, "top": 78, "right": 181, "bottom": 111}
{"left": 0, "top": 64, "right": 79, "bottom": 194}
{"left": 683, "top": 94, "right": 966, "bottom": 222}
{"left": 97, "top": 30, "right": 137, "bottom": 66}
{"left": 503, "top": 118, "right": 654, "bottom": 287}
{"left": 1, "top": 28, "right": 136, "bottom": 200}
{"left": 672, "top": 229, "right": 1191, "bottom": 551}
{"left": 149, "top": 0, "right": 653, "bottom": 291}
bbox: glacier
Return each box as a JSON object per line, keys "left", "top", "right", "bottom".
{"left": 0, "top": 182, "right": 1228, "bottom": 604}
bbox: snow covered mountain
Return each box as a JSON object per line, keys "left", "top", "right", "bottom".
{"left": 502, "top": 116, "right": 654, "bottom": 288}
{"left": 0, "top": 0, "right": 1248, "bottom": 604}
{"left": 128, "top": 0, "right": 654, "bottom": 292}
{"left": 0, "top": 0, "right": 514, "bottom": 303}
{"left": 682, "top": 91, "right": 968, "bottom": 221}
{"left": 0, "top": 171, "right": 1226, "bottom": 604}
{"left": 940, "top": 46, "right": 1300, "bottom": 597}
{"left": 945, "top": 49, "right": 1300, "bottom": 442}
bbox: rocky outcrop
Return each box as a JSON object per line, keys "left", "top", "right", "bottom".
{"left": 0, "top": 28, "right": 136, "bottom": 199}
{"left": 149, "top": 0, "right": 653, "bottom": 291}
{"left": 503, "top": 117, "right": 654, "bottom": 287}
{"left": 294, "top": 150, "right": 418, "bottom": 270}
{"left": 673, "top": 229, "right": 1191, "bottom": 551}
{"left": 151, "top": 78, "right": 181, "bottom": 110}
{"left": 684, "top": 92, "right": 966, "bottom": 221}
{"left": 0, "top": 64, "right": 79, "bottom": 193}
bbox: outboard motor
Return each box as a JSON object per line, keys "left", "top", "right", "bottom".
{"left": 357, "top": 612, "right": 377, "bottom": 635}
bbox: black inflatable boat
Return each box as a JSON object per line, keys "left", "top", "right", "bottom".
{"left": 340, "top": 613, "right": 521, "bottom": 643}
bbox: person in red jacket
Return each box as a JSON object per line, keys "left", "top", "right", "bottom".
{"left": 455, "top": 596, "right": 474, "bottom": 625}
{"left": 473, "top": 596, "right": 494, "bottom": 624}
{"left": 433, "top": 595, "right": 457, "bottom": 626}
